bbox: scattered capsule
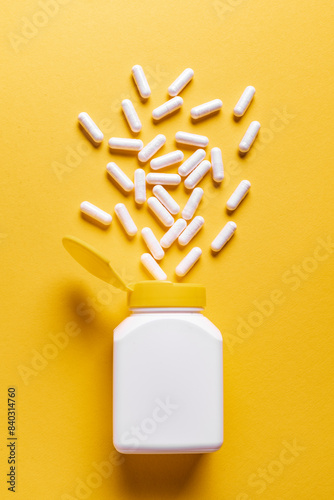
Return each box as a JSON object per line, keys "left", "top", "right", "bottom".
{"left": 233, "top": 86, "right": 255, "bottom": 118}
{"left": 178, "top": 216, "right": 204, "bottom": 246}
{"left": 131, "top": 65, "right": 151, "bottom": 99}
{"left": 168, "top": 68, "right": 194, "bottom": 97}
{"left": 147, "top": 197, "right": 174, "bottom": 227}
{"left": 175, "top": 131, "right": 209, "bottom": 148}
{"left": 210, "top": 147, "right": 224, "bottom": 183}
{"left": 153, "top": 185, "right": 180, "bottom": 215}
{"left": 78, "top": 112, "right": 104, "bottom": 145}
{"left": 106, "top": 162, "right": 134, "bottom": 192}
{"left": 138, "top": 134, "right": 166, "bottom": 163}
{"left": 239, "top": 121, "right": 260, "bottom": 153}
{"left": 141, "top": 253, "right": 167, "bottom": 280}
{"left": 226, "top": 180, "right": 251, "bottom": 211}
{"left": 160, "top": 219, "right": 187, "bottom": 249}
{"left": 80, "top": 201, "right": 112, "bottom": 226}
{"left": 184, "top": 160, "right": 211, "bottom": 189}
{"left": 211, "top": 221, "right": 237, "bottom": 253}
{"left": 121, "top": 99, "right": 142, "bottom": 133}
{"left": 182, "top": 187, "right": 204, "bottom": 220}
{"left": 190, "top": 99, "right": 222, "bottom": 120}
{"left": 134, "top": 169, "right": 146, "bottom": 204}
{"left": 114, "top": 203, "right": 137, "bottom": 237}
{"left": 108, "top": 137, "right": 143, "bottom": 152}
{"left": 150, "top": 150, "right": 184, "bottom": 170}
{"left": 152, "top": 96, "right": 183, "bottom": 121}
{"left": 175, "top": 247, "right": 202, "bottom": 277}
{"left": 141, "top": 227, "right": 165, "bottom": 260}
{"left": 146, "top": 173, "right": 181, "bottom": 186}
{"left": 178, "top": 149, "right": 206, "bottom": 177}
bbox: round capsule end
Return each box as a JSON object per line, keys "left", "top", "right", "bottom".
{"left": 239, "top": 142, "right": 250, "bottom": 153}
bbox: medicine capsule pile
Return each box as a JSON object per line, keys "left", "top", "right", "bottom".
{"left": 76, "top": 65, "right": 262, "bottom": 280}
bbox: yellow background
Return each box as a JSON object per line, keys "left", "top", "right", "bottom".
{"left": 1, "top": 0, "right": 334, "bottom": 498}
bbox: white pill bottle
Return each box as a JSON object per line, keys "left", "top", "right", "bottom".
{"left": 114, "top": 281, "right": 223, "bottom": 454}
{"left": 62, "top": 237, "right": 223, "bottom": 454}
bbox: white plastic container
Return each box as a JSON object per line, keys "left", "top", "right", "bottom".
{"left": 62, "top": 237, "right": 223, "bottom": 455}
{"left": 113, "top": 281, "right": 223, "bottom": 454}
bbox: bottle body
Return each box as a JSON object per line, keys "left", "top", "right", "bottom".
{"left": 113, "top": 308, "right": 223, "bottom": 454}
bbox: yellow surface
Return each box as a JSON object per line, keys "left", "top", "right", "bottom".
{"left": 1, "top": 0, "right": 334, "bottom": 498}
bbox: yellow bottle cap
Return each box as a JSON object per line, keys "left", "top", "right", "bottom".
{"left": 62, "top": 236, "right": 205, "bottom": 307}
{"left": 128, "top": 281, "right": 205, "bottom": 308}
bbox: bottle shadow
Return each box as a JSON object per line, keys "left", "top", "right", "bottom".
{"left": 118, "top": 451, "right": 206, "bottom": 497}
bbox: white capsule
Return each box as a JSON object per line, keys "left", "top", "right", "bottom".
{"left": 146, "top": 173, "right": 181, "bottom": 186}
{"left": 121, "top": 99, "right": 142, "bottom": 133}
{"left": 210, "top": 147, "right": 224, "bottom": 183}
{"left": 114, "top": 203, "right": 137, "bottom": 237}
{"left": 211, "top": 221, "right": 237, "bottom": 253}
{"left": 138, "top": 134, "right": 166, "bottom": 162}
{"left": 239, "top": 121, "right": 260, "bottom": 153}
{"left": 80, "top": 201, "right": 112, "bottom": 226}
{"left": 184, "top": 160, "right": 211, "bottom": 189}
{"left": 141, "top": 253, "right": 167, "bottom": 280}
{"left": 175, "top": 247, "right": 202, "bottom": 277}
{"left": 78, "top": 112, "right": 104, "bottom": 145}
{"left": 182, "top": 187, "right": 204, "bottom": 220}
{"left": 134, "top": 169, "right": 146, "bottom": 204}
{"left": 175, "top": 131, "right": 209, "bottom": 148}
{"left": 233, "top": 86, "right": 256, "bottom": 117}
{"left": 152, "top": 185, "right": 180, "bottom": 215}
{"left": 150, "top": 150, "right": 184, "bottom": 170}
{"left": 141, "top": 227, "right": 165, "bottom": 260}
{"left": 168, "top": 68, "right": 194, "bottom": 97}
{"left": 226, "top": 180, "right": 251, "bottom": 211}
{"left": 108, "top": 137, "right": 143, "bottom": 152}
{"left": 178, "top": 216, "right": 204, "bottom": 246}
{"left": 190, "top": 99, "right": 222, "bottom": 120}
{"left": 131, "top": 65, "right": 151, "bottom": 99}
{"left": 152, "top": 96, "right": 183, "bottom": 121}
{"left": 160, "top": 219, "right": 187, "bottom": 249}
{"left": 178, "top": 149, "right": 206, "bottom": 177}
{"left": 147, "top": 197, "right": 174, "bottom": 227}
{"left": 106, "top": 162, "right": 134, "bottom": 192}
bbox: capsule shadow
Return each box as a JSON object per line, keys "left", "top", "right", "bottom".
{"left": 233, "top": 114, "right": 243, "bottom": 123}
{"left": 190, "top": 110, "right": 221, "bottom": 125}
{"left": 147, "top": 205, "right": 174, "bottom": 230}
{"left": 119, "top": 109, "right": 142, "bottom": 138}
{"left": 105, "top": 171, "right": 132, "bottom": 197}
{"left": 78, "top": 123, "right": 102, "bottom": 148}
{"left": 80, "top": 212, "right": 111, "bottom": 230}
{"left": 152, "top": 107, "right": 182, "bottom": 124}
{"left": 175, "top": 142, "right": 209, "bottom": 152}
{"left": 108, "top": 148, "right": 141, "bottom": 157}
{"left": 114, "top": 217, "right": 138, "bottom": 241}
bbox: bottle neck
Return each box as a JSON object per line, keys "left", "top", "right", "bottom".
{"left": 129, "top": 307, "right": 203, "bottom": 314}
